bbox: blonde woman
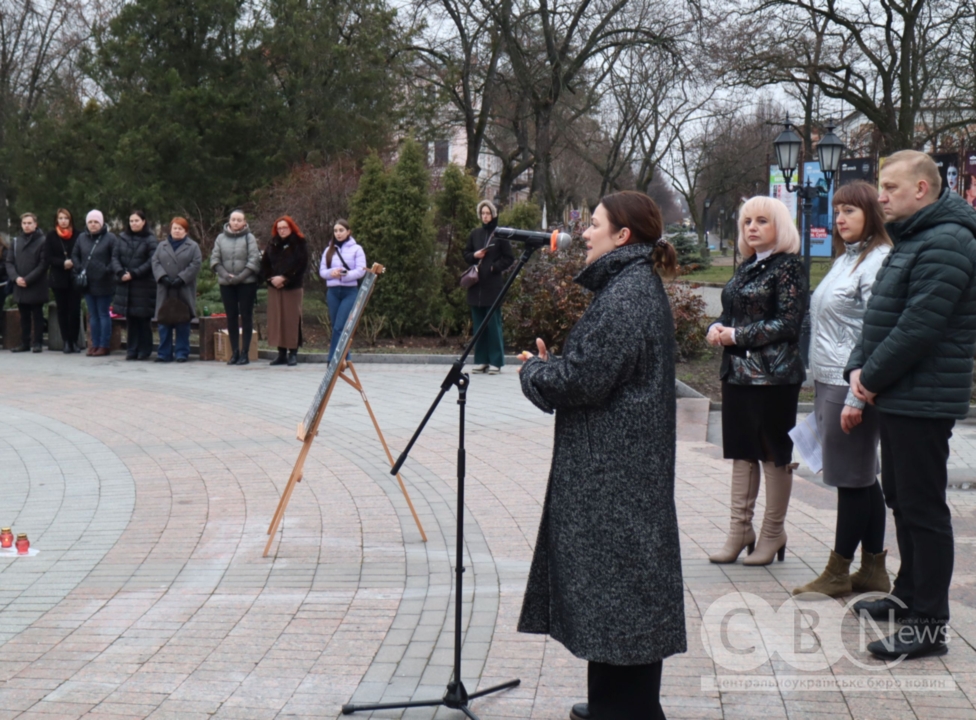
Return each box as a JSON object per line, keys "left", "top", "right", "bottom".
{"left": 707, "top": 196, "right": 807, "bottom": 566}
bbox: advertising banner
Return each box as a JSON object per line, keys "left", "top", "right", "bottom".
{"left": 770, "top": 165, "right": 798, "bottom": 223}
{"left": 837, "top": 158, "right": 875, "bottom": 187}
{"left": 931, "top": 152, "right": 961, "bottom": 196}
{"left": 802, "top": 162, "right": 834, "bottom": 258}
{"left": 965, "top": 152, "right": 976, "bottom": 209}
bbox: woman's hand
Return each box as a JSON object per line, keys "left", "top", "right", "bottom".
{"left": 63, "top": 259, "right": 73, "bottom": 270}
{"left": 516, "top": 338, "right": 549, "bottom": 373}
{"left": 271, "top": 275, "right": 286, "bottom": 289}
{"left": 840, "top": 406, "right": 863, "bottom": 434}
{"left": 330, "top": 268, "right": 342, "bottom": 279}
{"left": 706, "top": 324, "right": 723, "bottom": 346}
{"left": 121, "top": 272, "right": 132, "bottom": 282}
{"left": 718, "top": 327, "right": 736, "bottom": 346}
{"left": 16, "top": 277, "right": 26, "bottom": 287}
{"left": 474, "top": 249, "right": 487, "bottom": 259}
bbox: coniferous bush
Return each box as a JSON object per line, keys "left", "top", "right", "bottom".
{"left": 349, "top": 140, "right": 439, "bottom": 337}
{"left": 433, "top": 164, "right": 481, "bottom": 334}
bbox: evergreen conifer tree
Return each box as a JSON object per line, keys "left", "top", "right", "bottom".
{"left": 434, "top": 164, "right": 480, "bottom": 332}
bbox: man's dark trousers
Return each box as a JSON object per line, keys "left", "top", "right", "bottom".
{"left": 879, "top": 412, "right": 955, "bottom": 622}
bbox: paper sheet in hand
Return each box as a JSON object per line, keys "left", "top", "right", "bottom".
{"left": 789, "top": 413, "right": 823, "bottom": 474}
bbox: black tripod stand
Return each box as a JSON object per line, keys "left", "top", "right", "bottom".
{"left": 342, "top": 244, "right": 542, "bottom": 718}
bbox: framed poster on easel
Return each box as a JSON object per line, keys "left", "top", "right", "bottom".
{"left": 264, "top": 264, "right": 427, "bottom": 556}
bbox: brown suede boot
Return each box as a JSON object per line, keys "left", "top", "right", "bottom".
{"left": 709, "top": 460, "right": 760, "bottom": 563}
{"left": 792, "top": 550, "right": 852, "bottom": 597}
{"left": 742, "top": 462, "right": 793, "bottom": 566}
{"left": 850, "top": 549, "right": 891, "bottom": 594}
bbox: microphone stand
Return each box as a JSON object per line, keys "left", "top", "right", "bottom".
{"left": 341, "top": 243, "right": 543, "bottom": 718}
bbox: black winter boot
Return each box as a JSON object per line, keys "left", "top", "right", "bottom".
{"left": 286, "top": 349, "right": 298, "bottom": 366}
{"left": 270, "top": 347, "right": 288, "bottom": 366}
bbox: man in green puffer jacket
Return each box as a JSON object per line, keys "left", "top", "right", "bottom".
{"left": 844, "top": 150, "right": 976, "bottom": 661}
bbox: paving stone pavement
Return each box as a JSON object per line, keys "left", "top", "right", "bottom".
{"left": 3, "top": 354, "right": 976, "bottom": 719}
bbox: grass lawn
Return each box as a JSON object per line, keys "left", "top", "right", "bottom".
{"left": 682, "top": 258, "right": 833, "bottom": 289}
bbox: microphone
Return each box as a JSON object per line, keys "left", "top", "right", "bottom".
{"left": 494, "top": 226, "right": 572, "bottom": 252}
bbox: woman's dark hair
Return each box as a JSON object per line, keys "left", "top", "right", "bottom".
{"left": 326, "top": 218, "right": 351, "bottom": 266}
{"left": 229, "top": 208, "right": 245, "bottom": 218}
{"left": 56, "top": 208, "right": 73, "bottom": 225}
{"left": 830, "top": 180, "right": 892, "bottom": 270}
{"left": 600, "top": 191, "right": 677, "bottom": 278}
{"left": 127, "top": 209, "right": 147, "bottom": 233}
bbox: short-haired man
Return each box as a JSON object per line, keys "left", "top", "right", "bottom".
{"left": 846, "top": 150, "right": 976, "bottom": 659}
{"left": 5, "top": 213, "right": 49, "bottom": 352}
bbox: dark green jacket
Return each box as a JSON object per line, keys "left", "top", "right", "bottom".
{"left": 844, "top": 190, "right": 976, "bottom": 418}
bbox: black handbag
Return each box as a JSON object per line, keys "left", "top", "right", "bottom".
{"left": 74, "top": 237, "right": 102, "bottom": 291}
{"left": 157, "top": 295, "right": 191, "bottom": 325}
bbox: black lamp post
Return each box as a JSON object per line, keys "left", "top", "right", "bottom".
{"left": 773, "top": 118, "right": 844, "bottom": 364}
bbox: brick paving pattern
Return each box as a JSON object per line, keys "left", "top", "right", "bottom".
{"left": 2, "top": 354, "right": 976, "bottom": 719}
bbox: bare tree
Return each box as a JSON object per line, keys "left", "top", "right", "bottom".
{"left": 409, "top": 0, "right": 502, "bottom": 176}
{"left": 482, "top": 0, "right": 679, "bottom": 209}
{"left": 0, "top": 0, "right": 88, "bottom": 227}
{"left": 716, "top": 0, "right": 976, "bottom": 154}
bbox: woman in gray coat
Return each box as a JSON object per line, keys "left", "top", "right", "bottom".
{"left": 210, "top": 209, "right": 261, "bottom": 365}
{"left": 519, "top": 191, "right": 684, "bottom": 720}
{"left": 112, "top": 211, "right": 158, "bottom": 360}
{"left": 72, "top": 210, "right": 118, "bottom": 356}
{"left": 151, "top": 217, "right": 202, "bottom": 362}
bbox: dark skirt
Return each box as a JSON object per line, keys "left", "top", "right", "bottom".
{"left": 814, "top": 381, "right": 880, "bottom": 488}
{"left": 722, "top": 382, "right": 801, "bottom": 466}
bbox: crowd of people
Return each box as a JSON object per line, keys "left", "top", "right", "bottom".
{"left": 4, "top": 152, "right": 976, "bottom": 717}
{"left": 0, "top": 201, "right": 521, "bottom": 373}
{"left": 0, "top": 209, "right": 381, "bottom": 367}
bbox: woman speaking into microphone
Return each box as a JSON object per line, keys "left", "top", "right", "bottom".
{"left": 518, "top": 191, "right": 684, "bottom": 720}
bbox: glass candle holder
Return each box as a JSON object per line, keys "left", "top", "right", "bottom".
{"left": 0, "top": 528, "right": 12, "bottom": 548}
{"left": 15, "top": 534, "right": 29, "bottom": 555}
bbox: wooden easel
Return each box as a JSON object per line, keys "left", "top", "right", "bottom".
{"left": 264, "top": 266, "right": 427, "bottom": 557}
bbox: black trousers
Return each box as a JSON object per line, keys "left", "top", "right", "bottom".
{"left": 588, "top": 660, "right": 665, "bottom": 719}
{"left": 879, "top": 413, "right": 955, "bottom": 622}
{"left": 51, "top": 287, "right": 82, "bottom": 347}
{"left": 125, "top": 317, "right": 154, "bottom": 358}
{"left": 220, "top": 283, "right": 257, "bottom": 354}
{"left": 18, "top": 303, "right": 44, "bottom": 347}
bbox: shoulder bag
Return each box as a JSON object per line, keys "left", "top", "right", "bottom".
{"left": 74, "top": 236, "right": 102, "bottom": 291}
{"left": 460, "top": 235, "right": 494, "bottom": 290}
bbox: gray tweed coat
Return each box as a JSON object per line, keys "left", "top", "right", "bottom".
{"left": 518, "top": 243, "right": 686, "bottom": 665}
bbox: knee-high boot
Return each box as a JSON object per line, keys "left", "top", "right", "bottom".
{"left": 743, "top": 462, "right": 793, "bottom": 566}
{"left": 709, "top": 460, "right": 761, "bottom": 563}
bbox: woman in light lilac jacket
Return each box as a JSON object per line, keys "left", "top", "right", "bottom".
{"left": 319, "top": 219, "right": 366, "bottom": 362}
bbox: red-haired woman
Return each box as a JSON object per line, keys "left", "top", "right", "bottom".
{"left": 519, "top": 191, "right": 683, "bottom": 719}
{"left": 793, "top": 181, "right": 892, "bottom": 597}
{"left": 261, "top": 216, "right": 309, "bottom": 366}
{"left": 707, "top": 196, "right": 807, "bottom": 566}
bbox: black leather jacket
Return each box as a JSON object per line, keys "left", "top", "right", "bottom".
{"left": 713, "top": 252, "right": 807, "bottom": 386}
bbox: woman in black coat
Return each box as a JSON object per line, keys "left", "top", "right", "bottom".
{"left": 462, "top": 200, "right": 514, "bottom": 373}
{"left": 112, "top": 211, "right": 158, "bottom": 360}
{"left": 72, "top": 210, "right": 118, "bottom": 357}
{"left": 518, "top": 191, "right": 684, "bottom": 720}
{"left": 706, "top": 196, "right": 807, "bottom": 567}
{"left": 46, "top": 208, "right": 81, "bottom": 353}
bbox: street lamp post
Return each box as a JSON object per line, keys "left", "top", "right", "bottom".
{"left": 773, "top": 118, "right": 844, "bottom": 365}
